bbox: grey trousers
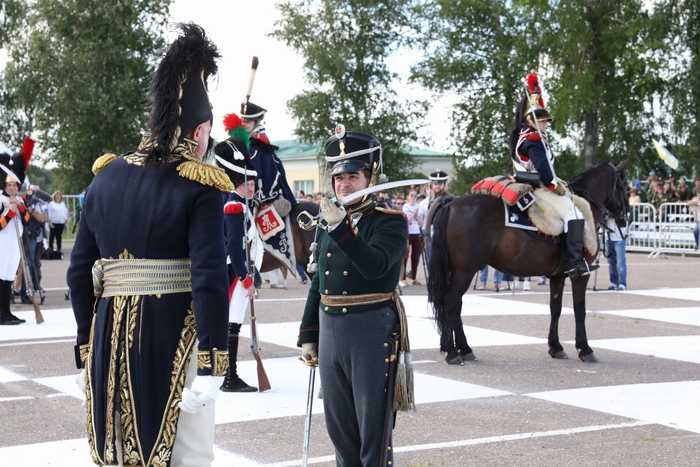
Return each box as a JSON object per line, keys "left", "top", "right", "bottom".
{"left": 319, "top": 305, "right": 399, "bottom": 467}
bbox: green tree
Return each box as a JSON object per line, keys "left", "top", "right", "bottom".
{"left": 3, "top": 0, "right": 171, "bottom": 193}
{"left": 658, "top": 0, "right": 700, "bottom": 176}
{"left": 0, "top": 0, "right": 32, "bottom": 150}
{"left": 539, "top": 0, "right": 668, "bottom": 169}
{"left": 412, "top": 0, "right": 670, "bottom": 188}
{"left": 410, "top": 0, "right": 543, "bottom": 190}
{"left": 271, "top": 0, "right": 427, "bottom": 182}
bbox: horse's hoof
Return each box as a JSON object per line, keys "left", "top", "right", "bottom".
{"left": 445, "top": 354, "right": 464, "bottom": 365}
{"left": 579, "top": 352, "right": 598, "bottom": 363}
{"left": 459, "top": 351, "right": 476, "bottom": 361}
{"left": 548, "top": 348, "right": 568, "bottom": 359}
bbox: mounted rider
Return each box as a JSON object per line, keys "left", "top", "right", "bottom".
{"left": 509, "top": 73, "right": 597, "bottom": 278}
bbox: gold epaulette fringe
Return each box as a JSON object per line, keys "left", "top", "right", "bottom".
{"left": 92, "top": 153, "right": 118, "bottom": 175}
{"left": 177, "top": 157, "right": 234, "bottom": 192}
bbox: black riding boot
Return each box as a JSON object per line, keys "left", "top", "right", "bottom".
{"left": 220, "top": 323, "right": 258, "bottom": 393}
{"left": 1, "top": 280, "right": 20, "bottom": 325}
{"left": 564, "top": 219, "right": 599, "bottom": 279}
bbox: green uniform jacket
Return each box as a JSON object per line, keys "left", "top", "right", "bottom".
{"left": 298, "top": 202, "right": 407, "bottom": 345}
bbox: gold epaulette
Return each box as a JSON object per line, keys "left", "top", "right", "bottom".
{"left": 177, "top": 156, "right": 234, "bottom": 192}
{"left": 376, "top": 206, "right": 405, "bottom": 216}
{"left": 92, "top": 153, "right": 118, "bottom": 175}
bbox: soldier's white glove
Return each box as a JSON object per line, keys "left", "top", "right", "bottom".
{"left": 301, "top": 342, "right": 318, "bottom": 364}
{"left": 178, "top": 375, "right": 225, "bottom": 414}
{"left": 320, "top": 197, "right": 346, "bottom": 227}
{"left": 272, "top": 197, "right": 292, "bottom": 217}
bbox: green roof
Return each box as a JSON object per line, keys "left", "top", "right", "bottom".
{"left": 273, "top": 139, "right": 449, "bottom": 160}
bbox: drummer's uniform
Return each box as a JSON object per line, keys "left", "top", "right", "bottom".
{"left": 299, "top": 196, "right": 407, "bottom": 466}
{"left": 66, "top": 142, "right": 232, "bottom": 466}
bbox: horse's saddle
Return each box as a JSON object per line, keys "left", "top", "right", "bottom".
{"left": 504, "top": 189, "right": 598, "bottom": 254}
{"left": 471, "top": 176, "right": 536, "bottom": 211}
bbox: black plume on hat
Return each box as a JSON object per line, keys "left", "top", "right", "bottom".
{"left": 214, "top": 137, "right": 257, "bottom": 187}
{"left": 144, "top": 23, "right": 220, "bottom": 165}
{"left": 325, "top": 124, "right": 381, "bottom": 177}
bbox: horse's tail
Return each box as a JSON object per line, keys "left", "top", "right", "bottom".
{"left": 427, "top": 203, "right": 452, "bottom": 333}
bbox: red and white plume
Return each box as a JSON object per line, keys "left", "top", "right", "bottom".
{"left": 526, "top": 73, "right": 545, "bottom": 108}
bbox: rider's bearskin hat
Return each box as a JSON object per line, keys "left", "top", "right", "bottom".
{"left": 142, "top": 23, "right": 220, "bottom": 165}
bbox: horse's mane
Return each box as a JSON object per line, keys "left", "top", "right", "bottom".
{"left": 568, "top": 162, "right": 611, "bottom": 190}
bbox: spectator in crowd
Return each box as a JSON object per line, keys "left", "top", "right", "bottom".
{"left": 662, "top": 180, "right": 677, "bottom": 202}
{"left": 401, "top": 190, "right": 426, "bottom": 286}
{"left": 394, "top": 197, "right": 409, "bottom": 287}
{"left": 377, "top": 190, "right": 392, "bottom": 209}
{"left": 694, "top": 178, "right": 700, "bottom": 197}
{"left": 304, "top": 194, "right": 314, "bottom": 203}
{"left": 47, "top": 190, "right": 69, "bottom": 253}
{"left": 605, "top": 216, "right": 628, "bottom": 291}
{"left": 20, "top": 184, "right": 46, "bottom": 298}
{"left": 628, "top": 187, "right": 641, "bottom": 204}
{"left": 676, "top": 176, "right": 693, "bottom": 201}
{"left": 477, "top": 265, "right": 505, "bottom": 291}
{"left": 297, "top": 190, "right": 305, "bottom": 201}
{"left": 313, "top": 192, "right": 323, "bottom": 204}
{"left": 688, "top": 191, "right": 700, "bottom": 249}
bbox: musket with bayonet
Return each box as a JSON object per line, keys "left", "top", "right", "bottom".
{"left": 243, "top": 167, "right": 271, "bottom": 392}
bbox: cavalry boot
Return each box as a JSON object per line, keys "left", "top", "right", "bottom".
{"left": 564, "top": 219, "right": 599, "bottom": 279}
{"left": 220, "top": 323, "right": 258, "bottom": 393}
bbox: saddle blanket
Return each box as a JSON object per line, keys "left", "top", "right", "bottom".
{"left": 504, "top": 188, "right": 598, "bottom": 255}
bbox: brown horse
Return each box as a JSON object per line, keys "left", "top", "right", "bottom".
{"left": 259, "top": 202, "right": 319, "bottom": 277}
{"left": 427, "top": 162, "right": 629, "bottom": 364}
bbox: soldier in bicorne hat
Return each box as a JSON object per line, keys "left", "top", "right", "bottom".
{"left": 67, "top": 23, "right": 232, "bottom": 467}
{"left": 298, "top": 125, "right": 410, "bottom": 466}
{"left": 509, "top": 73, "right": 597, "bottom": 278}
{"left": 213, "top": 133, "right": 261, "bottom": 392}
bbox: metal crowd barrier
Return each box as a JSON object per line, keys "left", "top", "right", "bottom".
{"left": 627, "top": 202, "right": 699, "bottom": 258}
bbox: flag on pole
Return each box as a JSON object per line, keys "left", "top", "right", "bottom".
{"left": 652, "top": 138, "right": 679, "bottom": 170}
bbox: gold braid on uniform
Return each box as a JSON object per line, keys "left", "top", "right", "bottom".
{"left": 92, "top": 153, "right": 118, "bottom": 175}
{"left": 176, "top": 154, "right": 234, "bottom": 193}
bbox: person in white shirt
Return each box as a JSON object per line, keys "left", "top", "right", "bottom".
{"left": 47, "top": 190, "right": 69, "bottom": 252}
{"left": 401, "top": 190, "right": 426, "bottom": 285}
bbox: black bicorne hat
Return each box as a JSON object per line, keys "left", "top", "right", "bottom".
{"left": 429, "top": 169, "right": 449, "bottom": 182}
{"left": 144, "top": 23, "right": 220, "bottom": 164}
{"left": 214, "top": 137, "right": 257, "bottom": 188}
{"left": 240, "top": 101, "right": 267, "bottom": 120}
{"left": 325, "top": 124, "right": 382, "bottom": 178}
